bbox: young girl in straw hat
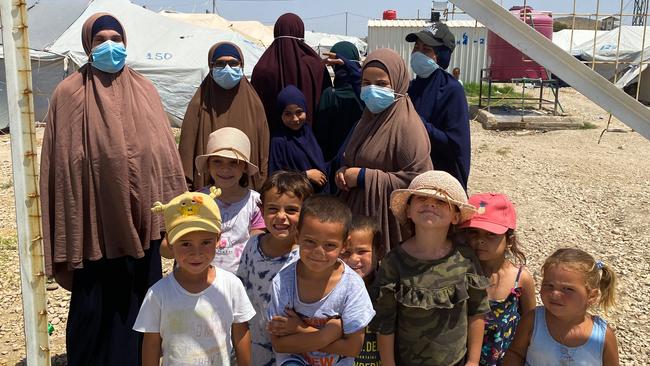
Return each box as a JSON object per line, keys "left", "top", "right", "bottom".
{"left": 162, "top": 127, "right": 266, "bottom": 273}
{"left": 372, "top": 170, "right": 489, "bottom": 366}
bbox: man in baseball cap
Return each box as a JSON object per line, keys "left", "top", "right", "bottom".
{"left": 406, "top": 22, "right": 471, "bottom": 191}
{"left": 406, "top": 22, "right": 456, "bottom": 53}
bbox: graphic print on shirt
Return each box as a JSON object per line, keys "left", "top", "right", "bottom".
{"left": 165, "top": 300, "right": 229, "bottom": 364}
{"left": 296, "top": 311, "right": 345, "bottom": 366}
{"left": 355, "top": 327, "right": 381, "bottom": 366}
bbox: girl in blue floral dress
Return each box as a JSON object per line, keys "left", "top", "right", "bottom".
{"left": 460, "top": 193, "right": 537, "bottom": 365}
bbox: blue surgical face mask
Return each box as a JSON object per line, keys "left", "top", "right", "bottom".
{"left": 212, "top": 65, "right": 243, "bottom": 90}
{"left": 410, "top": 51, "right": 440, "bottom": 78}
{"left": 360, "top": 85, "right": 397, "bottom": 114}
{"left": 91, "top": 40, "right": 127, "bottom": 73}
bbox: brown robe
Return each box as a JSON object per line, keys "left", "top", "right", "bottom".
{"left": 39, "top": 13, "right": 186, "bottom": 289}
{"left": 179, "top": 42, "right": 269, "bottom": 190}
{"left": 340, "top": 48, "right": 433, "bottom": 252}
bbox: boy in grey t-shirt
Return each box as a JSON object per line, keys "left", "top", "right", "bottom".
{"left": 266, "top": 196, "right": 375, "bottom": 366}
{"left": 236, "top": 171, "right": 312, "bottom": 366}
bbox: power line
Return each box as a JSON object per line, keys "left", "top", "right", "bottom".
{"left": 301, "top": 12, "right": 347, "bottom": 21}
{"left": 347, "top": 12, "right": 372, "bottom": 19}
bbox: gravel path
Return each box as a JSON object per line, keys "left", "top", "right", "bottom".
{"left": 0, "top": 88, "right": 648, "bottom": 364}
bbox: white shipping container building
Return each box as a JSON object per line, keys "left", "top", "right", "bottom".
{"left": 367, "top": 19, "right": 488, "bottom": 84}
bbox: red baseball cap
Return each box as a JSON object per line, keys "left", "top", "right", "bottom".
{"left": 458, "top": 193, "right": 517, "bottom": 234}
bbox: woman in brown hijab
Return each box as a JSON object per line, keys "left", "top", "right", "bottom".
{"left": 179, "top": 41, "right": 269, "bottom": 190}
{"left": 39, "top": 13, "right": 186, "bottom": 366}
{"left": 336, "top": 48, "right": 433, "bottom": 252}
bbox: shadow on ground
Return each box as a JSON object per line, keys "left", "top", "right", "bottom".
{"left": 15, "top": 354, "right": 66, "bottom": 366}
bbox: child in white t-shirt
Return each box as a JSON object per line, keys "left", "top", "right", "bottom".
{"left": 161, "top": 127, "right": 266, "bottom": 273}
{"left": 134, "top": 187, "right": 256, "bottom": 366}
{"left": 236, "top": 171, "right": 314, "bottom": 365}
{"left": 267, "top": 196, "right": 376, "bottom": 366}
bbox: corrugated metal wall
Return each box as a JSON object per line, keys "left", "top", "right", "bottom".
{"left": 367, "top": 20, "right": 488, "bottom": 84}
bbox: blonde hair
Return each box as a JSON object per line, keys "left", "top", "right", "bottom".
{"left": 542, "top": 248, "right": 617, "bottom": 313}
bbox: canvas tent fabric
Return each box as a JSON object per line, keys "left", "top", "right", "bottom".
{"left": 0, "top": 0, "right": 265, "bottom": 129}
{"left": 572, "top": 26, "right": 650, "bottom": 82}
{"left": 160, "top": 12, "right": 275, "bottom": 48}
{"left": 304, "top": 31, "right": 368, "bottom": 55}
{"left": 553, "top": 29, "right": 605, "bottom": 55}
{"left": 565, "top": 26, "right": 650, "bottom": 102}
{"left": 231, "top": 21, "right": 275, "bottom": 47}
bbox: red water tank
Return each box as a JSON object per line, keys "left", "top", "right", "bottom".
{"left": 383, "top": 10, "right": 397, "bottom": 20}
{"left": 487, "top": 6, "right": 553, "bottom": 81}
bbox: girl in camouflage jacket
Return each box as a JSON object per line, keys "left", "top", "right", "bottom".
{"left": 372, "top": 171, "right": 490, "bottom": 366}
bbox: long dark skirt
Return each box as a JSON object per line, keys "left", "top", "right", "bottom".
{"left": 66, "top": 240, "right": 162, "bottom": 366}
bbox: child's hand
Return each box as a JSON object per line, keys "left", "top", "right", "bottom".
{"left": 322, "top": 52, "right": 345, "bottom": 66}
{"left": 266, "top": 308, "right": 307, "bottom": 336}
{"left": 335, "top": 166, "right": 349, "bottom": 191}
{"left": 267, "top": 316, "right": 290, "bottom": 336}
{"left": 325, "top": 316, "right": 343, "bottom": 336}
{"left": 306, "top": 169, "right": 327, "bottom": 187}
{"left": 283, "top": 308, "right": 308, "bottom": 334}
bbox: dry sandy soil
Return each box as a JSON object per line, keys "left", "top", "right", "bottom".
{"left": 0, "top": 88, "right": 648, "bottom": 365}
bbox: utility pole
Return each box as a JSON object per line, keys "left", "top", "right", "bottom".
{"left": 0, "top": 0, "right": 50, "bottom": 364}
{"left": 213, "top": 0, "right": 216, "bottom": 14}
{"left": 345, "top": 12, "right": 348, "bottom": 36}
{"left": 633, "top": 0, "right": 649, "bottom": 25}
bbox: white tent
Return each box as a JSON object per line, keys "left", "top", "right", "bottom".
{"left": 231, "top": 21, "right": 275, "bottom": 48}
{"left": 572, "top": 26, "right": 650, "bottom": 82}
{"left": 568, "top": 26, "right": 650, "bottom": 102}
{"left": 553, "top": 29, "right": 605, "bottom": 55}
{"left": 161, "top": 11, "right": 367, "bottom": 56}
{"left": 0, "top": 0, "right": 266, "bottom": 129}
{"left": 159, "top": 11, "right": 274, "bottom": 48}
{"left": 304, "top": 31, "right": 367, "bottom": 55}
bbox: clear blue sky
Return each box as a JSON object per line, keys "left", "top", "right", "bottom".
{"left": 134, "top": 0, "right": 631, "bottom": 37}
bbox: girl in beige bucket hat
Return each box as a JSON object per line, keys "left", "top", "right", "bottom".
{"left": 373, "top": 170, "right": 489, "bottom": 366}
{"left": 161, "top": 127, "right": 267, "bottom": 273}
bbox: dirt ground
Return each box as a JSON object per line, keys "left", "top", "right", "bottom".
{"left": 0, "top": 87, "right": 648, "bottom": 365}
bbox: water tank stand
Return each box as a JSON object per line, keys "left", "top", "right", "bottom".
{"left": 479, "top": 68, "right": 561, "bottom": 121}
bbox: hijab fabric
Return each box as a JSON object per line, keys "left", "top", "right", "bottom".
{"left": 251, "top": 13, "right": 331, "bottom": 130}
{"left": 408, "top": 68, "right": 470, "bottom": 190}
{"left": 330, "top": 41, "right": 361, "bottom": 95}
{"left": 314, "top": 41, "right": 363, "bottom": 161}
{"left": 269, "top": 86, "right": 327, "bottom": 190}
{"left": 179, "top": 42, "right": 269, "bottom": 190}
{"left": 340, "top": 48, "right": 433, "bottom": 251}
{"left": 40, "top": 13, "right": 186, "bottom": 288}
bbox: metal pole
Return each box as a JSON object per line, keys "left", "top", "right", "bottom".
{"left": 591, "top": 0, "right": 601, "bottom": 70}
{"left": 569, "top": 0, "right": 576, "bottom": 55}
{"left": 212, "top": 0, "right": 216, "bottom": 14}
{"left": 345, "top": 11, "right": 348, "bottom": 36}
{"left": 636, "top": 8, "right": 649, "bottom": 100}
{"left": 449, "top": 0, "right": 650, "bottom": 140}
{"left": 0, "top": 0, "right": 50, "bottom": 364}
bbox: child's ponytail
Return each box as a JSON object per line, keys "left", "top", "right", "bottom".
{"left": 597, "top": 261, "right": 617, "bottom": 313}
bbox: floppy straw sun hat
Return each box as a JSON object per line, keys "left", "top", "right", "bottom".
{"left": 195, "top": 127, "right": 259, "bottom": 176}
{"left": 390, "top": 170, "right": 476, "bottom": 224}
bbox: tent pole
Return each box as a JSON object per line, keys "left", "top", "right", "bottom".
{"left": 0, "top": 0, "right": 51, "bottom": 364}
